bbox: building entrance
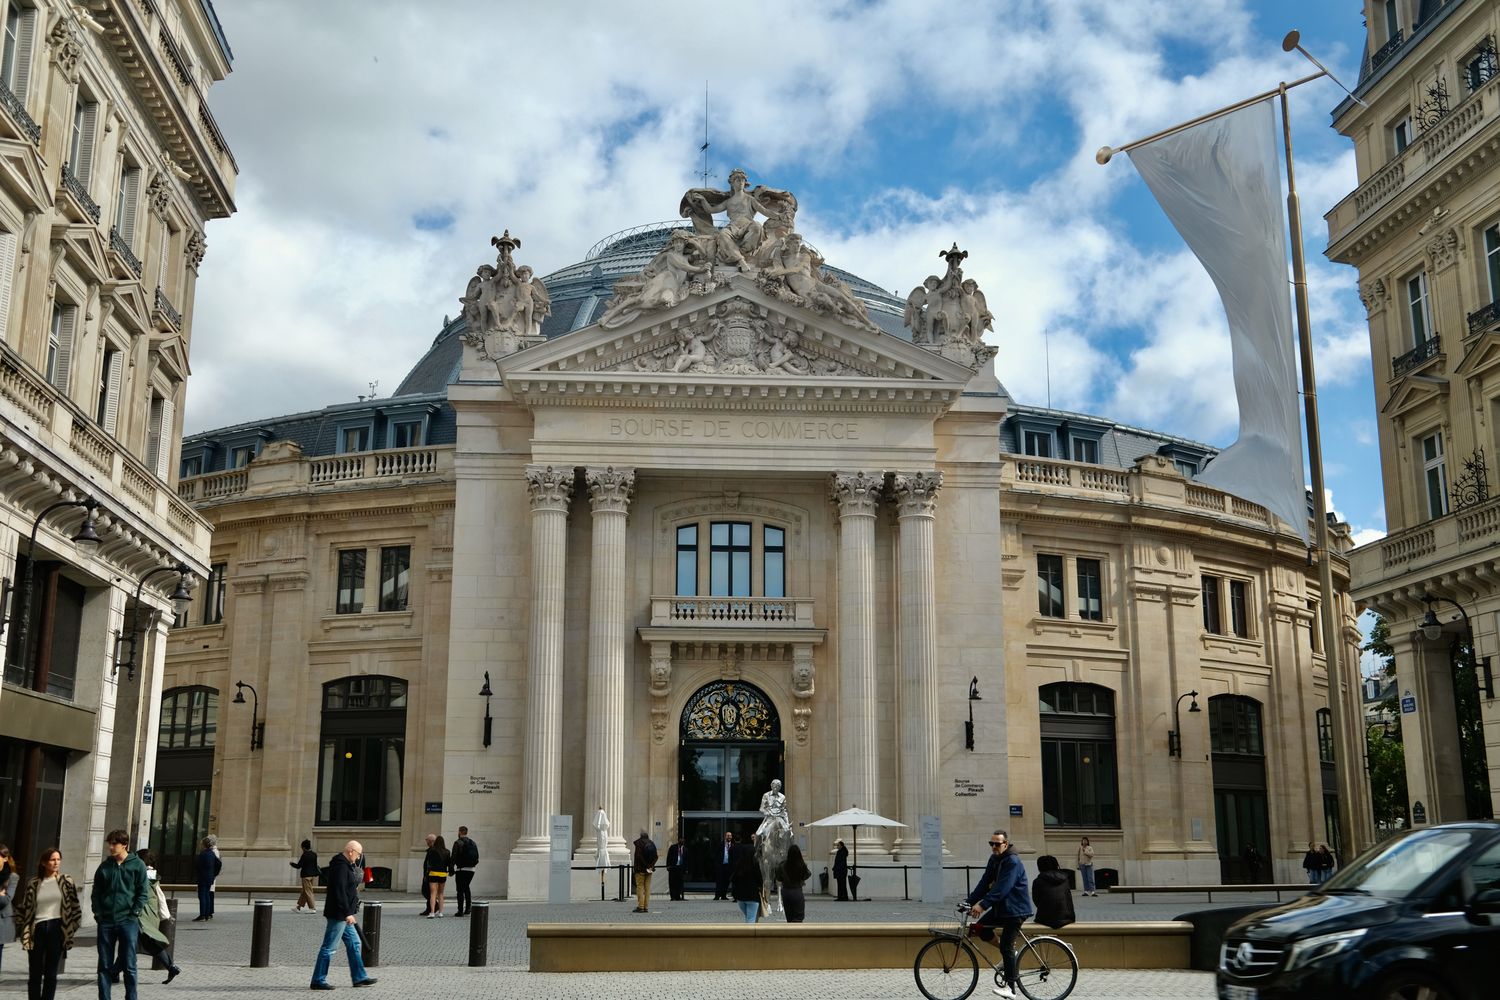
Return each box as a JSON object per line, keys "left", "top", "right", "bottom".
{"left": 677, "top": 680, "right": 783, "bottom": 892}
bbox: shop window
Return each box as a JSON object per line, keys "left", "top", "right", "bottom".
{"left": 1039, "top": 682, "right": 1119, "bottom": 828}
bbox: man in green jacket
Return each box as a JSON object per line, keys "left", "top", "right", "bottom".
{"left": 91, "top": 829, "right": 148, "bottom": 1000}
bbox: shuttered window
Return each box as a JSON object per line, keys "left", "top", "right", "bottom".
{"left": 68, "top": 98, "right": 98, "bottom": 183}
{"left": 47, "top": 303, "right": 76, "bottom": 391}
{"left": 146, "top": 392, "right": 174, "bottom": 479}
{"left": 96, "top": 346, "right": 123, "bottom": 433}
{"left": 115, "top": 166, "right": 141, "bottom": 248}
{"left": 0, "top": 229, "right": 16, "bottom": 337}
{"left": 1, "top": 3, "right": 36, "bottom": 102}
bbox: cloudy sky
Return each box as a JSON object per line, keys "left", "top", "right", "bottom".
{"left": 188, "top": 0, "right": 1383, "bottom": 543}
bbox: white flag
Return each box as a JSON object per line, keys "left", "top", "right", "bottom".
{"left": 1128, "top": 100, "right": 1307, "bottom": 542}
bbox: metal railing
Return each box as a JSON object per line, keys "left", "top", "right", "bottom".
{"left": 109, "top": 226, "right": 143, "bottom": 277}
{"left": 1391, "top": 334, "right": 1441, "bottom": 377}
{"left": 154, "top": 287, "right": 182, "bottom": 330}
{"left": 649, "top": 595, "right": 815, "bottom": 627}
{"left": 60, "top": 163, "right": 101, "bottom": 223}
{"left": 1468, "top": 300, "right": 1500, "bottom": 336}
{"left": 1370, "top": 29, "right": 1405, "bottom": 72}
{"left": 0, "top": 79, "right": 40, "bottom": 144}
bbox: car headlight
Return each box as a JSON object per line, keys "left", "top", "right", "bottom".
{"left": 1284, "top": 928, "right": 1367, "bottom": 971}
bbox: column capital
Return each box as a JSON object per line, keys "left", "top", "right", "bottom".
{"left": 891, "top": 470, "right": 943, "bottom": 517}
{"left": 829, "top": 470, "right": 886, "bottom": 518}
{"left": 526, "top": 464, "right": 574, "bottom": 512}
{"left": 586, "top": 466, "right": 635, "bottom": 513}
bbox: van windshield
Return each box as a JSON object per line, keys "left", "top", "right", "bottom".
{"left": 1323, "top": 828, "right": 1484, "bottom": 896}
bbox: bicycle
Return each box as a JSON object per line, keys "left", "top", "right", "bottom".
{"left": 913, "top": 902, "right": 1079, "bottom": 1000}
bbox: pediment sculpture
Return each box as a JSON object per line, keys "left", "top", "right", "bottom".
{"left": 460, "top": 230, "right": 551, "bottom": 360}
{"left": 905, "top": 243, "right": 1000, "bottom": 369}
{"left": 597, "top": 169, "right": 877, "bottom": 332}
{"left": 623, "top": 299, "right": 860, "bottom": 376}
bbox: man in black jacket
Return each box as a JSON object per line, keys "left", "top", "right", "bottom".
{"left": 310, "top": 841, "right": 376, "bottom": 991}
{"left": 451, "top": 827, "right": 479, "bottom": 916}
{"left": 292, "top": 839, "right": 320, "bottom": 912}
{"left": 665, "top": 834, "right": 686, "bottom": 901}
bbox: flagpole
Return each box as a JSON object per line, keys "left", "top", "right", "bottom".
{"left": 1278, "top": 84, "right": 1374, "bottom": 860}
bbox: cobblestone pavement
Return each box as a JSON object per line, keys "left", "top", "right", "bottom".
{"left": 0, "top": 890, "right": 1256, "bottom": 995}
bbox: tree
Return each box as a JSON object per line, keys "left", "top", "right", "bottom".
{"left": 1451, "top": 638, "right": 1494, "bottom": 820}
{"left": 1362, "top": 616, "right": 1409, "bottom": 829}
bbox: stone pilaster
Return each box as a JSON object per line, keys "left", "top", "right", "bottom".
{"left": 514, "top": 465, "right": 573, "bottom": 853}
{"left": 581, "top": 466, "right": 635, "bottom": 860}
{"left": 830, "top": 471, "right": 884, "bottom": 834}
{"left": 891, "top": 471, "right": 942, "bottom": 858}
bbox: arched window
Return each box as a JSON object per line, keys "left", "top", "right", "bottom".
{"left": 1209, "top": 695, "right": 1264, "bottom": 756}
{"left": 1039, "top": 682, "right": 1119, "bottom": 828}
{"left": 158, "top": 685, "right": 219, "bottom": 748}
{"left": 317, "top": 676, "right": 406, "bottom": 826}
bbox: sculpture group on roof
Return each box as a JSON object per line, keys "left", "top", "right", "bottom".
{"left": 903, "top": 243, "right": 998, "bottom": 368}
{"left": 459, "top": 230, "right": 551, "bottom": 358}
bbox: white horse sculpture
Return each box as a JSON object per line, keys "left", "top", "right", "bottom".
{"left": 754, "top": 779, "right": 792, "bottom": 916}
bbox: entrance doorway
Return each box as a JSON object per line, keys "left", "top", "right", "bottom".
{"left": 677, "top": 680, "right": 782, "bottom": 892}
{"left": 1209, "top": 695, "right": 1272, "bottom": 884}
{"left": 150, "top": 686, "right": 218, "bottom": 883}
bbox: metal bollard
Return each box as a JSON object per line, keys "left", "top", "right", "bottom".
{"left": 467, "top": 901, "right": 489, "bottom": 967}
{"left": 250, "top": 900, "right": 273, "bottom": 968}
{"left": 361, "top": 901, "right": 381, "bottom": 967}
{"left": 153, "top": 898, "right": 179, "bottom": 970}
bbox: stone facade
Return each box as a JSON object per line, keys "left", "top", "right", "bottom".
{"left": 0, "top": 0, "right": 235, "bottom": 891}
{"left": 1327, "top": 0, "right": 1500, "bottom": 823}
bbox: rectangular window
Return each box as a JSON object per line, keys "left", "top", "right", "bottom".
{"left": 1406, "top": 271, "right": 1431, "bottom": 345}
{"left": 1384, "top": 0, "right": 1399, "bottom": 37}
{"left": 46, "top": 302, "right": 76, "bottom": 391}
{"left": 1022, "top": 429, "right": 1053, "bottom": 458}
{"left": 1392, "top": 116, "right": 1412, "bottom": 155}
{"left": 202, "top": 562, "right": 226, "bottom": 626}
{"left": 1316, "top": 709, "right": 1335, "bottom": 765}
{"left": 145, "top": 391, "right": 174, "bottom": 479}
{"left": 339, "top": 426, "right": 369, "bottom": 453}
{"left": 390, "top": 419, "right": 423, "bottom": 448}
{"left": 229, "top": 444, "right": 255, "bottom": 468}
{"left": 1307, "top": 599, "right": 1321, "bottom": 652}
{"left": 1485, "top": 224, "right": 1500, "bottom": 302}
{"left": 1037, "top": 553, "right": 1064, "bottom": 618}
{"left": 180, "top": 455, "right": 201, "bottom": 479}
{"left": 378, "top": 545, "right": 409, "bottom": 612}
{"left": 1076, "top": 558, "right": 1102, "bottom": 621}
{"left": 1202, "top": 575, "right": 1223, "bottom": 634}
{"left": 0, "top": 228, "right": 16, "bottom": 336}
{"left": 1174, "top": 459, "right": 1198, "bottom": 478}
{"left": 763, "top": 525, "right": 785, "bottom": 599}
{"left": 336, "top": 549, "right": 366, "bottom": 614}
{"left": 709, "top": 521, "right": 750, "bottom": 597}
{"left": 114, "top": 164, "right": 141, "bottom": 250}
{"left": 1466, "top": 38, "right": 1498, "bottom": 93}
{"left": 95, "top": 346, "right": 122, "bottom": 432}
{"left": 317, "top": 734, "right": 404, "bottom": 825}
{"left": 1421, "top": 431, "right": 1449, "bottom": 518}
{"left": 1070, "top": 437, "right": 1099, "bottom": 464}
{"left": 67, "top": 97, "right": 97, "bottom": 183}
{"left": 1229, "top": 579, "right": 1249, "bottom": 638}
{"left": 1040, "top": 738, "right": 1120, "bottom": 827}
{"left": 675, "top": 524, "right": 697, "bottom": 596}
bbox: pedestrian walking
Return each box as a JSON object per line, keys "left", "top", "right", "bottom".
{"left": 451, "top": 827, "right": 478, "bottom": 916}
{"left": 310, "top": 840, "right": 376, "bottom": 990}
{"left": 1315, "top": 843, "right": 1336, "bottom": 883}
{"left": 192, "top": 836, "right": 220, "bottom": 921}
{"left": 1076, "top": 836, "right": 1096, "bottom": 896}
{"left": 292, "top": 839, "right": 320, "bottom": 912}
{"left": 778, "top": 844, "right": 811, "bottom": 923}
{"left": 832, "top": 840, "right": 849, "bottom": 901}
{"left": 13, "top": 847, "right": 82, "bottom": 1000}
{"left": 731, "top": 841, "right": 763, "bottom": 923}
{"left": 1302, "top": 841, "right": 1319, "bottom": 885}
{"left": 423, "top": 835, "right": 451, "bottom": 918}
{"left": 714, "top": 832, "right": 734, "bottom": 900}
{"left": 665, "top": 834, "right": 686, "bottom": 901}
{"left": 0, "top": 844, "right": 15, "bottom": 972}
{"left": 111, "top": 850, "right": 180, "bottom": 985}
{"left": 631, "top": 830, "right": 657, "bottom": 913}
{"left": 91, "top": 829, "right": 149, "bottom": 1000}
{"left": 417, "top": 834, "right": 435, "bottom": 915}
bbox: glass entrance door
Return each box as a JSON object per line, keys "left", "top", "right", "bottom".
{"left": 1214, "top": 788, "right": 1271, "bottom": 884}
{"left": 679, "top": 743, "right": 783, "bottom": 890}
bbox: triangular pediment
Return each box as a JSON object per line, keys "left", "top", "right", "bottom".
{"left": 499, "top": 279, "right": 976, "bottom": 391}
{"left": 1381, "top": 373, "right": 1448, "bottom": 418}
{"left": 150, "top": 333, "right": 191, "bottom": 382}
{"left": 0, "top": 137, "right": 47, "bottom": 208}
{"left": 1453, "top": 330, "right": 1500, "bottom": 380}
{"left": 105, "top": 281, "right": 152, "bottom": 337}
{"left": 51, "top": 223, "right": 109, "bottom": 284}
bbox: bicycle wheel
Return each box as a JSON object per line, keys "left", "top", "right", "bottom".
{"left": 914, "top": 935, "right": 980, "bottom": 1000}
{"left": 1013, "top": 935, "right": 1078, "bottom": 1000}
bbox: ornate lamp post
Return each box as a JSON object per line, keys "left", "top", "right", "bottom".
{"left": 1, "top": 497, "right": 102, "bottom": 682}
{"left": 114, "top": 562, "right": 193, "bottom": 681}
{"left": 1168, "top": 690, "right": 1202, "bottom": 758}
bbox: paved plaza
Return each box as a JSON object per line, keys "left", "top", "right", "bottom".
{"left": 0, "top": 889, "right": 1268, "bottom": 996}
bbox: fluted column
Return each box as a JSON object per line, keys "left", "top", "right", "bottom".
{"left": 892, "top": 471, "right": 942, "bottom": 858}
{"left": 831, "top": 471, "right": 884, "bottom": 830}
{"left": 515, "top": 465, "right": 573, "bottom": 853}
{"left": 582, "top": 466, "right": 635, "bottom": 859}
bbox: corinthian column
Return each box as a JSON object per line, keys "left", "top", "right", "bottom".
{"left": 831, "top": 471, "right": 884, "bottom": 831}
{"left": 516, "top": 465, "right": 574, "bottom": 854}
{"left": 892, "top": 471, "right": 942, "bottom": 859}
{"left": 581, "top": 466, "right": 635, "bottom": 859}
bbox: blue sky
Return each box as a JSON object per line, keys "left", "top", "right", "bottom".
{"left": 189, "top": 0, "right": 1385, "bottom": 543}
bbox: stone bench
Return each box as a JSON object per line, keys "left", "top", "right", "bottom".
{"left": 527, "top": 920, "right": 1194, "bottom": 972}
{"left": 1108, "top": 883, "right": 1309, "bottom": 903}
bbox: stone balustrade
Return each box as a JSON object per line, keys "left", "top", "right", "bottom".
{"left": 179, "top": 445, "right": 453, "bottom": 502}
{"left": 1352, "top": 496, "right": 1500, "bottom": 585}
{"left": 649, "top": 595, "right": 816, "bottom": 627}
{"left": 1004, "top": 455, "right": 1273, "bottom": 528}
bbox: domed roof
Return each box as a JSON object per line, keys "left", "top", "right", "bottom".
{"left": 394, "top": 223, "right": 911, "bottom": 397}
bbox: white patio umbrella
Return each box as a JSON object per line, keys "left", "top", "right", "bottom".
{"left": 806, "top": 806, "right": 906, "bottom": 884}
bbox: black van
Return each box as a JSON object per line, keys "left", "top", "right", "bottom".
{"left": 1216, "top": 821, "right": 1500, "bottom": 999}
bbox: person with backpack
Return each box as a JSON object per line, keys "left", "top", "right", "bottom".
{"left": 451, "top": 827, "right": 479, "bottom": 916}
{"left": 291, "top": 840, "right": 320, "bottom": 912}
{"left": 1031, "top": 855, "right": 1075, "bottom": 930}
{"left": 631, "top": 830, "right": 657, "bottom": 913}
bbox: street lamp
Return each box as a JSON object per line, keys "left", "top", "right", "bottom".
{"left": 1168, "top": 690, "right": 1201, "bottom": 758}
{"left": 1421, "top": 592, "right": 1494, "bottom": 698}
{"left": 479, "top": 671, "right": 493, "bottom": 748}
{"left": 0, "top": 497, "right": 102, "bottom": 682}
{"left": 232, "top": 680, "right": 265, "bottom": 751}
{"left": 1363, "top": 718, "right": 1393, "bottom": 775}
{"left": 965, "top": 676, "right": 982, "bottom": 751}
{"left": 113, "top": 562, "right": 193, "bottom": 681}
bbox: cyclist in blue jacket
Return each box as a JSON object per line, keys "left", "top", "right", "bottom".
{"left": 966, "top": 829, "right": 1032, "bottom": 998}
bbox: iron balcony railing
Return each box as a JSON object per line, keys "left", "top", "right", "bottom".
{"left": 1392, "top": 334, "right": 1441, "bottom": 378}
{"left": 1468, "top": 300, "right": 1500, "bottom": 336}
{"left": 60, "top": 163, "right": 101, "bottom": 223}
{"left": 1370, "top": 29, "right": 1405, "bottom": 72}
{"left": 109, "top": 226, "right": 143, "bottom": 277}
{"left": 0, "top": 80, "right": 40, "bottom": 145}
{"left": 154, "top": 287, "right": 181, "bottom": 330}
